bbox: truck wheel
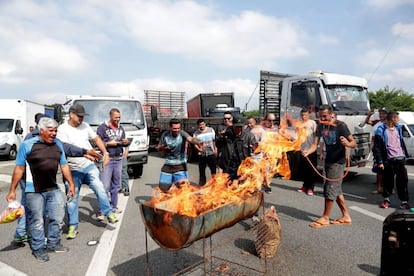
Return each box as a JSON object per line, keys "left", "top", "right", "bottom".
{"left": 8, "top": 145, "right": 17, "bottom": 160}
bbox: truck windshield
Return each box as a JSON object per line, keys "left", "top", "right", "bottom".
{"left": 73, "top": 99, "right": 145, "bottom": 128}
{"left": 326, "top": 85, "right": 370, "bottom": 113}
{"left": 0, "top": 119, "right": 14, "bottom": 132}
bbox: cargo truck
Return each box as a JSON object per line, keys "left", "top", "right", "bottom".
{"left": 0, "top": 99, "right": 45, "bottom": 160}
{"left": 60, "top": 95, "right": 149, "bottom": 178}
{"left": 148, "top": 92, "right": 242, "bottom": 160}
{"left": 259, "top": 70, "right": 372, "bottom": 169}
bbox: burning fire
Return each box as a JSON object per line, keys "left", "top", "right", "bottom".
{"left": 150, "top": 118, "right": 309, "bottom": 218}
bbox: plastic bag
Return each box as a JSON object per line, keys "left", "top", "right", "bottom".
{"left": 0, "top": 201, "right": 25, "bottom": 224}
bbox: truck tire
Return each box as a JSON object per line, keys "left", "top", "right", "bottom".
{"left": 8, "top": 145, "right": 17, "bottom": 160}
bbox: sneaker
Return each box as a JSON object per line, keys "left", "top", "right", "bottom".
{"left": 107, "top": 212, "right": 119, "bottom": 223}
{"left": 118, "top": 188, "right": 125, "bottom": 193}
{"left": 400, "top": 202, "right": 410, "bottom": 210}
{"left": 113, "top": 207, "right": 123, "bottom": 214}
{"left": 306, "top": 189, "right": 314, "bottom": 196}
{"left": 96, "top": 211, "right": 105, "bottom": 221}
{"left": 32, "top": 249, "right": 49, "bottom": 262}
{"left": 66, "top": 225, "right": 78, "bottom": 239}
{"left": 13, "top": 234, "right": 30, "bottom": 244}
{"left": 380, "top": 200, "right": 391, "bottom": 209}
{"left": 123, "top": 189, "right": 130, "bottom": 196}
{"left": 251, "top": 215, "right": 260, "bottom": 224}
{"left": 297, "top": 187, "right": 305, "bottom": 193}
{"left": 47, "top": 243, "right": 69, "bottom": 253}
{"left": 263, "top": 186, "right": 272, "bottom": 194}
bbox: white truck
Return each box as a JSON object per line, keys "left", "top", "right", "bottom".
{"left": 259, "top": 70, "right": 372, "bottom": 175}
{"left": 397, "top": 111, "right": 414, "bottom": 159}
{"left": 0, "top": 99, "right": 45, "bottom": 160}
{"left": 61, "top": 95, "right": 149, "bottom": 177}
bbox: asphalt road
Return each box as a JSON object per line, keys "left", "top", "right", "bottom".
{"left": 0, "top": 154, "right": 414, "bottom": 276}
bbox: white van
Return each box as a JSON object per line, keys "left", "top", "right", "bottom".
{"left": 398, "top": 111, "right": 414, "bottom": 159}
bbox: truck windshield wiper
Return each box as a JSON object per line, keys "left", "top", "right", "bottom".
{"left": 121, "top": 122, "right": 145, "bottom": 130}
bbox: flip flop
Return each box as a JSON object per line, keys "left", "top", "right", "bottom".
{"left": 330, "top": 219, "right": 352, "bottom": 225}
{"left": 309, "top": 220, "right": 330, "bottom": 228}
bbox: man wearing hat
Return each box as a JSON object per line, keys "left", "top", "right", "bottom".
{"left": 57, "top": 104, "right": 119, "bottom": 240}
{"left": 226, "top": 115, "right": 258, "bottom": 180}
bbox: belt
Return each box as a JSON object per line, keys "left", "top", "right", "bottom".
{"left": 389, "top": 157, "right": 404, "bottom": 161}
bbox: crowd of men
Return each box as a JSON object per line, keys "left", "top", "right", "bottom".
{"left": 6, "top": 104, "right": 129, "bottom": 262}
{"left": 156, "top": 105, "right": 411, "bottom": 229}
{"left": 8, "top": 101, "right": 410, "bottom": 262}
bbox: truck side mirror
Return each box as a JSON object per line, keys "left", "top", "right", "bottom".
{"left": 151, "top": 106, "right": 158, "bottom": 122}
{"left": 15, "top": 127, "right": 23, "bottom": 135}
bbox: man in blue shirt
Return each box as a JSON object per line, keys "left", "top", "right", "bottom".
{"left": 6, "top": 117, "right": 76, "bottom": 262}
{"left": 157, "top": 118, "right": 203, "bottom": 192}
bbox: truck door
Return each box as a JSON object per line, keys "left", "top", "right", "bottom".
{"left": 286, "top": 81, "right": 322, "bottom": 120}
{"left": 402, "top": 124, "right": 414, "bottom": 158}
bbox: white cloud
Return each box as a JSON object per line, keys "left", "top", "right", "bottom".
{"left": 365, "top": 0, "right": 414, "bottom": 9}
{"left": 318, "top": 34, "right": 339, "bottom": 45}
{"left": 117, "top": 1, "right": 308, "bottom": 67}
{"left": 392, "top": 22, "right": 414, "bottom": 40}
{"left": 393, "top": 67, "right": 414, "bottom": 80}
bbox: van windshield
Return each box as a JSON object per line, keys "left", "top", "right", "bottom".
{"left": 0, "top": 119, "right": 14, "bottom": 132}
{"left": 73, "top": 99, "right": 145, "bottom": 128}
{"left": 326, "top": 85, "right": 370, "bottom": 113}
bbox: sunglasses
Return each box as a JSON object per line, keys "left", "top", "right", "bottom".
{"left": 223, "top": 117, "right": 232, "bottom": 120}
{"left": 268, "top": 119, "right": 276, "bottom": 122}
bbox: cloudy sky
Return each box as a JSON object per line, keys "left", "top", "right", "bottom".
{"left": 1, "top": 0, "right": 413, "bottom": 110}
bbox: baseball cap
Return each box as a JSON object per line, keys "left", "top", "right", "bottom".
{"left": 379, "top": 107, "right": 390, "bottom": 113}
{"left": 233, "top": 115, "right": 245, "bottom": 127}
{"left": 69, "top": 104, "right": 89, "bottom": 116}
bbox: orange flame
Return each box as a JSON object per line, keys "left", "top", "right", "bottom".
{"left": 149, "top": 117, "right": 309, "bottom": 217}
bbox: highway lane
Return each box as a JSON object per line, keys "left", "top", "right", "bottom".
{"left": 0, "top": 156, "right": 413, "bottom": 275}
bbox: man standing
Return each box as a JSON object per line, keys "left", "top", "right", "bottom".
{"left": 304, "top": 105, "right": 355, "bottom": 228}
{"left": 97, "top": 108, "right": 130, "bottom": 213}
{"left": 157, "top": 118, "right": 203, "bottom": 192}
{"left": 216, "top": 111, "right": 235, "bottom": 173}
{"left": 226, "top": 115, "right": 257, "bottom": 181}
{"left": 374, "top": 111, "right": 410, "bottom": 210}
{"left": 193, "top": 119, "right": 217, "bottom": 186}
{"left": 297, "top": 108, "right": 318, "bottom": 196}
{"left": 57, "top": 104, "right": 118, "bottom": 240}
{"left": 6, "top": 117, "right": 76, "bottom": 262}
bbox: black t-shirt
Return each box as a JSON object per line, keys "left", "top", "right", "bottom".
{"left": 317, "top": 120, "right": 351, "bottom": 164}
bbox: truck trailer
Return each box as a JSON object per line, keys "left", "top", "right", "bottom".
{"left": 148, "top": 92, "right": 242, "bottom": 160}
{"left": 0, "top": 99, "right": 45, "bottom": 159}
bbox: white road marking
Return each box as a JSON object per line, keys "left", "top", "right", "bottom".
{"left": 0, "top": 261, "right": 28, "bottom": 276}
{"left": 349, "top": 206, "right": 386, "bottom": 221}
{"left": 0, "top": 174, "right": 11, "bottom": 183}
{"left": 343, "top": 192, "right": 366, "bottom": 200}
{"left": 85, "top": 179, "right": 133, "bottom": 276}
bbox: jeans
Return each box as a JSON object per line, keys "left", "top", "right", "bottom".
{"left": 66, "top": 164, "right": 113, "bottom": 227}
{"left": 121, "top": 156, "right": 129, "bottom": 190}
{"left": 101, "top": 158, "right": 122, "bottom": 208}
{"left": 26, "top": 189, "right": 65, "bottom": 251}
{"left": 198, "top": 154, "right": 217, "bottom": 186}
{"left": 15, "top": 179, "right": 29, "bottom": 239}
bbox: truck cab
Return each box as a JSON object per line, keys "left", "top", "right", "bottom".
{"left": 260, "top": 70, "right": 372, "bottom": 168}
{"left": 397, "top": 111, "right": 414, "bottom": 159}
{"left": 62, "top": 95, "right": 149, "bottom": 178}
